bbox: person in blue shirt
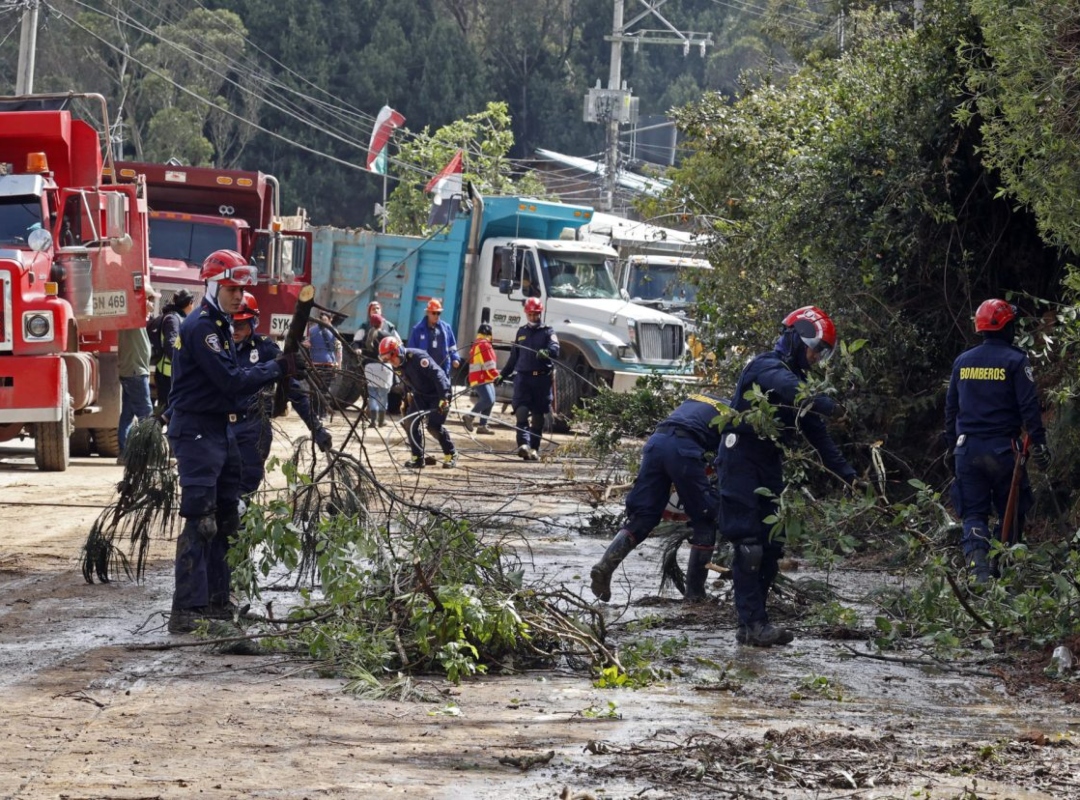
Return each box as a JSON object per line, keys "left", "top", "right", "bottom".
{"left": 717, "top": 306, "right": 857, "bottom": 647}
{"left": 165, "top": 250, "right": 301, "bottom": 634}
{"left": 379, "top": 336, "right": 457, "bottom": 469}
{"left": 495, "top": 297, "right": 559, "bottom": 461}
{"left": 231, "top": 292, "right": 332, "bottom": 497}
{"left": 304, "top": 312, "right": 340, "bottom": 420}
{"left": 590, "top": 393, "right": 727, "bottom": 604}
{"left": 406, "top": 298, "right": 461, "bottom": 376}
{"left": 944, "top": 299, "right": 1050, "bottom": 583}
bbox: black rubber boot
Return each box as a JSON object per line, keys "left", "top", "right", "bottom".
{"left": 739, "top": 621, "right": 794, "bottom": 647}
{"left": 968, "top": 548, "right": 992, "bottom": 584}
{"left": 683, "top": 546, "right": 714, "bottom": 603}
{"left": 590, "top": 530, "right": 637, "bottom": 602}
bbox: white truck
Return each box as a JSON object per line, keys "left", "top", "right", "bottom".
{"left": 312, "top": 187, "right": 690, "bottom": 425}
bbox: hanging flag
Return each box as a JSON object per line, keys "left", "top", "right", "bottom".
{"left": 425, "top": 149, "right": 464, "bottom": 197}
{"left": 367, "top": 106, "right": 405, "bottom": 174}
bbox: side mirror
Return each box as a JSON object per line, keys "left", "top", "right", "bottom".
{"left": 619, "top": 288, "right": 629, "bottom": 300}
{"left": 105, "top": 193, "right": 128, "bottom": 239}
{"left": 498, "top": 278, "right": 512, "bottom": 295}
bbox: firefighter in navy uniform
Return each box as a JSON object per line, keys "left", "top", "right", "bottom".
{"left": 166, "top": 250, "right": 301, "bottom": 634}
{"left": 944, "top": 299, "right": 1050, "bottom": 583}
{"left": 378, "top": 337, "right": 457, "bottom": 469}
{"left": 718, "top": 306, "right": 857, "bottom": 647}
{"left": 231, "top": 292, "right": 332, "bottom": 497}
{"left": 495, "top": 297, "right": 559, "bottom": 461}
{"left": 590, "top": 393, "right": 727, "bottom": 604}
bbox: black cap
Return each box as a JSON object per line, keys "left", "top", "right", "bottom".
{"left": 478, "top": 323, "right": 492, "bottom": 336}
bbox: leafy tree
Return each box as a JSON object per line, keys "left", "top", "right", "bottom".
{"left": 654, "top": 1, "right": 1062, "bottom": 475}
{"left": 962, "top": 0, "right": 1080, "bottom": 256}
{"left": 384, "top": 102, "right": 547, "bottom": 234}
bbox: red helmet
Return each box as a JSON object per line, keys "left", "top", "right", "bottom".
{"left": 426, "top": 298, "right": 444, "bottom": 313}
{"left": 233, "top": 291, "right": 259, "bottom": 323}
{"left": 524, "top": 297, "right": 544, "bottom": 314}
{"left": 974, "top": 299, "right": 1016, "bottom": 332}
{"left": 200, "top": 249, "right": 258, "bottom": 286}
{"left": 378, "top": 336, "right": 403, "bottom": 362}
{"left": 783, "top": 305, "right": 837, "bottom": 359}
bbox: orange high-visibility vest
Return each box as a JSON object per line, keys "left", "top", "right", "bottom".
{"left": 468, "top": 338, "right": 499, "bottom": 386}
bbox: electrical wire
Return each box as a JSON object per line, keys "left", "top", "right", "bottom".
{"left": 52, "top": 0, "right": 435, "bottom": 180}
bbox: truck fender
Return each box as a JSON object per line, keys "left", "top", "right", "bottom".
{"left": 550, "top": 324, "right": 625, "bottom": 374}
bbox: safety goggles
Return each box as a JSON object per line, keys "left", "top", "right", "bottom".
{"left": 215, "top": 265, "right": 259, "bottom": 286}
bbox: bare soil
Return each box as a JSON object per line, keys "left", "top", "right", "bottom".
{"left": 1, "top": 406, "right": 1078, "bottom": 800}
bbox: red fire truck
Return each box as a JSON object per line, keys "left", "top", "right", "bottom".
{"left": 107, "top": 160, "right": 312, "bottom": 336}
{"left": 0, "top": 93, "right": 153, "bottom": 471}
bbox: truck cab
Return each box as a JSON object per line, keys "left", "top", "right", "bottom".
{"left": 482, "top": 224, "right": 688, "bottom": 421}
{"left": 0, "top": 93, "right": 152, "bottom": 470}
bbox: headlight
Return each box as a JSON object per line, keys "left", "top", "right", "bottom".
{"left": 24, "top": 312, "right": 53, "bottom": 340}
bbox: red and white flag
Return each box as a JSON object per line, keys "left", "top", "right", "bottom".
{"left": 367, "top": 106, "right": 405, "bottom": 174}
{"left": 425, "top": 149, "right": 463, "bottom": 197}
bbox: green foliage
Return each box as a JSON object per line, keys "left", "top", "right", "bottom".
{"left": 791, "top": 674, "right": 845, "bottom": 702}
{"left": 384, "top": 102, "right": 548, "bottom": 234}
{"left": 575, "top": 374, "right": 686, "bottom": 455}
{"left": 229, "top": 469, "right": 613, "bottom": 686}
{"left": 656, "top": 0, "right": 1062, "bottom": 481}
{"left": 962, "top": 1, "right": 1080, "bottom": 255}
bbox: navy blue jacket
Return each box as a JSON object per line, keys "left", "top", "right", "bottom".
{"left": 944, "top": 338, "right": 1045, "bottom": 447}
{"left": 501, "top": 324, "right": 560, "bottom": 378}
{"left": 235, "top": 332, "right": 320, "bottom": 430}
{"left": 169, "top": 300, "right": 283, "bottom": 415}
{"left": 660, "top": 394, "right": 728, "bottom": 452}
{"left": 730, "top": 349, "right": 854, "bottom": 481}
{"left": 395, "top": 347, "right": 452, "bottom": 402}
{"left": 406, "top": 318, "right": 460, "bottom": 374}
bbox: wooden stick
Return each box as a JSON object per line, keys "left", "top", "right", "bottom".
{"left": 273, "top": 284, "right": 316, "bottom": 416}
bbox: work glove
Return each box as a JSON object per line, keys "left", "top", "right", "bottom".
{"left": 537, "top": 349, "right": 552, "bottom": 361}
{"left": 1032, "top": 443, "right": 1052, "bottom": 470}
{"left": 274, "top": 352, "right": 303, "bottom": 378}
{"left": 313, "top": 426, "right": 332, "bottom": 453}
{"left": 493, "top": 374, "right": 506, "bottom": 387}
{"left": 438, "top": 398, "right": 450, "bottom": 416}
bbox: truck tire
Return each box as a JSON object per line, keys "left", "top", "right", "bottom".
{"left": 35, "top": 404, "right": 72, "bottom": 472}
{"left": 91, "top": 427, "right": 121, "bottom": 458}
{"left": 329, "top": 346, "right": 365, "bottom": 407}
{"left": 552, "top": 350, "right": 596, "bottom": 434}
{"left": 70, "top": 429, "right": 93, "bottom": 457}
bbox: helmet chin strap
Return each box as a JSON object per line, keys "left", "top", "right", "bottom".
{"left": 204, "top": 279, "right": 223, "bottom": 310}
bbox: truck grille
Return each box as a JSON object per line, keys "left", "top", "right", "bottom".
{"left": 636, "top": 321, "right": 683, "bottom": 361}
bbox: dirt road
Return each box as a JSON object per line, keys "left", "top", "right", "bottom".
{"left": 1, "top": 410, "right": 1078, "bottom": 799}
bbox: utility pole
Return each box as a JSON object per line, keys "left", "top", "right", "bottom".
{"left": 586, "top": 0, "right": 713, "bottom": 213}
{"left": 15, "top": 0, "right": 41, "bottom": 95}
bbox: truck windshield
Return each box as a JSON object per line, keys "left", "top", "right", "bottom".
{"left": 0, "top": 196, "right": 43, "bottom": 244}
{"left": 149, "top": 219, "right": 240, "bottom": 265}
{"left": 627, "top": 265, "right": 699, "bottom": 305}
{"left": 542, "top": 252, "right": 620, "bottom": 300}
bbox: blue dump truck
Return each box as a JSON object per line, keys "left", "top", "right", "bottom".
{"left": 302, "top": 186, "right": 688, "bottom": 425}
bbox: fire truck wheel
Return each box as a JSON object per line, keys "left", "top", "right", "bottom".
{"left": 91, "top": 428, "right": 121, "bottom": 458}
{"left": 35, "top": 420, "right": 71, "bottom": 472}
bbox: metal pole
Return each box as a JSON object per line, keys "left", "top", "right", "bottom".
{"left": 604, "top": 0, "right": 624, "bottom": 213}
{"left": 381, "top": 173, "right": 387, "bottom": 232}
{"left": 15, "top": 0, "right": 40, "bottom": 95}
